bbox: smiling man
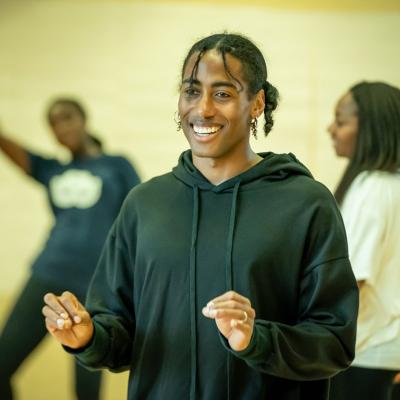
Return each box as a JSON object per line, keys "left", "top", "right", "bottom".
{"left": 42, "top": 33, "right": 358, "bottom": 400}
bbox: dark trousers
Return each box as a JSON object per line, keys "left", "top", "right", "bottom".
{"left": 330, "top": 366, "right": 397, "bottom": 400}
{"left": 0, "top": 274, "right": 102, "bottom": 400}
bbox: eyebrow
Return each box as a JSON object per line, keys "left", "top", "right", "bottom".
{"left": 182, "top": 78, "right": 239, "bottom": 90}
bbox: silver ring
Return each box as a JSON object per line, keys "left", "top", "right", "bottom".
{"left": 241, "top": 311, "right": 248, "bottom": 323}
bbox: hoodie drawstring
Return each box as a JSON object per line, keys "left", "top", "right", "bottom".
{"left": 225, "top": 182, "right": 240, "bottom": 289}
{"left": 189, "top": 185, "right": 199, "bottom": 400}
{"left": 189, "top": 182, "right": 240, "bottom": 400}
{"left": 225, "top": 181, "right": 240, "bottom": 400}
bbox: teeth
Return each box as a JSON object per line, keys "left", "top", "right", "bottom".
{"left": 193, "top": 125, "right": 221, "bottom": 134}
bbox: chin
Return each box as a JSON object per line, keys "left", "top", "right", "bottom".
{"left": 191, "top": 144, "right": 241, "bottom": 161}
{"left": 336, "top": 150, "right": 351, "bottom": 159}
{"left": 191, "top": 150, "right": 216, "bottom": 158}
{"left": 333, "top": 145, "right": 344, "bottom": 157}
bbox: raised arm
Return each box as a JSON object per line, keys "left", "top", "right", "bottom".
{"left": 0, "top": 129, "right": 31, "bottom": 174}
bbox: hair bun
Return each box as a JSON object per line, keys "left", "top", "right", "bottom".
{"left": 262, "top": 81, "right": 279, "bottom": 135}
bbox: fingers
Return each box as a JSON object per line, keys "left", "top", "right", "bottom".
{"left": 42, "top": 303, "right": 71, "bottom": 330}
{"left": 202, "top": 291, "right": 255, "bottom": 352}
{"left": 43, "top": 292, "right": 70, "bottom": 319}
{"left": 203, "top": 300, "right": 256, "bottom": 319}
{"left": 209, "top": 290, "right": 251, "bottom": 306}
{"left": 58, "top": 291, "right": 84, "bottom": 324}
{"left": 202, "top": 290, "right": 256, "bottom": 322}
{"left": 45, "top": 315, "right": 73, "bottom": 333}
{"left": 230, "top": 315, "right": 253, "bottom": 332}
{"left": 43, "top": 291, "right": 85, "bottom": 330}
{"left": 202, "top": 306, "right": 253, "bottom": 321}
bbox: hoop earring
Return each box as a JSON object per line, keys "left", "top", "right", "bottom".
{"left": 251, "top": 118, "right": 258, "bottom": 139}
{"left": 174, "top": 111, "right": 182, "bottom": 131}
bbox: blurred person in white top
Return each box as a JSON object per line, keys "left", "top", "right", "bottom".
{"left": 328, "top": 81, "right": 400, "bottom": 400}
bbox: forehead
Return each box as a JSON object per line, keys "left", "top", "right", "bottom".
{"left": 336, "top": 92, "right": 358, "bottom": 116}
{"left": 183, "top": 49, "right": 245, "bottom": 85}
{"left": 49, "top": 103, "right": 79, "bottom": 119}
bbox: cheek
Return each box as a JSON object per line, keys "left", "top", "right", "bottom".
{"left": 348, "top": 134, "right": 358, "bottom": 155}
{"left": 234, "top": 116, "right": 249, "bottom": 130}
{"left": 76, "top": 122, "right": 85, "bottom": 134}
{"left": 237, "top": 99, "right": 252, "bottom": 117}
{"left": 52, "top": 128, "right": 65, "bottom": 142}
{"left": 343, "top": 128, "right": 357, "bottom": 147}
{"left": 336, "top": 129, "right": 357, "bottom": 156}
{"left": 178, "top": 96, "right": 189, "bottom": 117}
{"left": 177, "top": 97, "right": 183, "bottom": 114}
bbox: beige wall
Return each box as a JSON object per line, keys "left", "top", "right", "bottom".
{"left": 0, "top": 1, "right": 399, "bottom": 399}
{"left": 1, "top": 0, "right": 400, "bottom": 296}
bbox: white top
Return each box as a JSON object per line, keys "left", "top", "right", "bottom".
{"left": 341, "top": 170, "right": 400, "bottom": 370}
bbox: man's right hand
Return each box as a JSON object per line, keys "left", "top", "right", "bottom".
{"left": 42, "top": 291, "right": 94, "bottom": 349}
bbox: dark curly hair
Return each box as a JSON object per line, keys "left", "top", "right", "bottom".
{"left": 181, "top": 33, "right": 279, "bottom": 136}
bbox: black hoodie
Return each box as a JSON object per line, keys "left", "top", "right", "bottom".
{"left": 75, "top": 151, "right": 358, "bottom": 400}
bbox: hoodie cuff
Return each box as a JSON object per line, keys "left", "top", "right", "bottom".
{"left": 63, "top": 321, "right": 110, "bottom": 365}
{"left": 219, "top": 321, "right": 273, "bottom": 363}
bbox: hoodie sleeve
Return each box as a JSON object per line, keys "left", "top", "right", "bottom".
{"left": 222, "top": 189, "right": 359, "bottom": 380}
{"left": 71, "top": 195, "right": 136, "bottom": 372}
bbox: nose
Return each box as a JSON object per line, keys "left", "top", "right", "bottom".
{"left": 197, "top": 94, "right": 215, "bottom": 119}
{"left": 327, "top": 122, "right": 335, "bottom": 136}
{"left": 53, "top": 122, "right": 69, "bottom": 136}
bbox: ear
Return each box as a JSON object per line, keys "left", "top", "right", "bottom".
{"left": 251, "top": 89, "right": 265, "bottom": 119}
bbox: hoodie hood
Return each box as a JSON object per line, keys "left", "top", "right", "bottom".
{"left": 172, "top": 150, "right": 313, "bottom": 192}
{"left": 172, "top": 150, "right": 313, "bottom": 400}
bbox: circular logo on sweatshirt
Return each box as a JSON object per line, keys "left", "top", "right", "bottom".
{"left": 49, "top": 169, "right": 102, "bottom": 209}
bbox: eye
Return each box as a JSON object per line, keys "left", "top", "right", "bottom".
{"left": 215, "top": 91, "right": 230, "bottom": 99}
{"left": 183, "top": 87, "right": 200, "bottom": 98}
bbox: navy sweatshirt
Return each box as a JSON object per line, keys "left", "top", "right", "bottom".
{"left": 73, "top": 150, "right": 358, "bottom": 399}
{"left": 28, "top": 152, "right": 140, "bottom": 296}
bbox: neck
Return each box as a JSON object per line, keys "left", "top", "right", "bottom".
{"left": 72, "top": 136, "right": 101, "bottom": 160}
{"left": 192, "top": 147, "right": 263, "bottom": 185}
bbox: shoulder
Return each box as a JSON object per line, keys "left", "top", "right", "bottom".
{"left": 352, "top": 170, "right": 400, "bottom": 187}
{"left": 28, "top": 151, "right": 60, "bottom": 167}
{"left": 115, "top": 172, "right": 175, "bottom": 227}
{"left": 344, "top": 171, "right": 400, "bottom": 206}
{"left": 265, "top": 151, "right": 338, "bottom": 207}
{"left": 97, "top": 154, "right": 140, "bottom": 182}
{"left": 99, "top": 154, "right": 134, "bottom": 168}
{"left": 342, "top": 172, "right": 400, "bottom": 229}
{"left": 282, "top": 174, "right": 337, "bottom": 209}
{"left": 27, "top": 151, "right": 63, "bottom": 183}
{"left": 123, "top": 172, "right": 176, "bottom": 203}
{"left": 302, "top": 176, "right": 335, "bottom": 199}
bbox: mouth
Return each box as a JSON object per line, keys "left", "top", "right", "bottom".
{"left": 191, "top": 123, "right": 223, "bottom": 137}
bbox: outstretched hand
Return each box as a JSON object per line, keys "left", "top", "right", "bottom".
{"left": 42, "top": 291, "right": 94, "bottom": 349}
{"left": 202, "top": 291, "right": 255, "bottom": 351}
